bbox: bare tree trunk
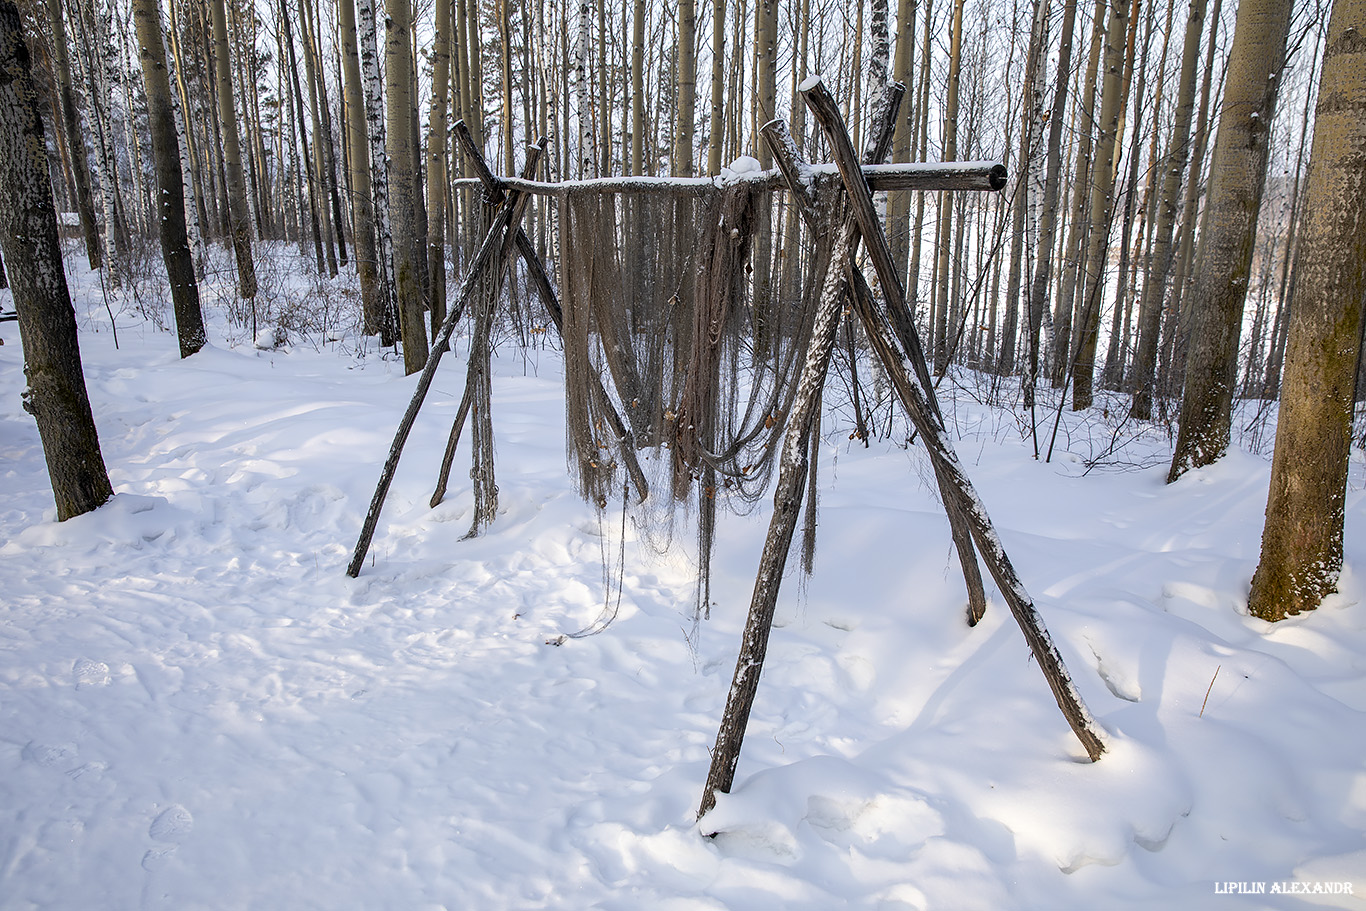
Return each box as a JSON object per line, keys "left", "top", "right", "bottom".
{"left": 1248, "top": 0, "right": 1366, "bottom": 618}
{"left": 1167, "top": 0, "right": 1293, "bottom": 481}
{"left": 358, "top": 0, "right": 398, "bottom": 341}
{"left": 707, "top": 0, "right": 724, "bottom": 174}
{"left": 1051, "top": 0, "right": 1104, "bottom": 388}
{"left": 1023, "top": 0, "right": 1077, "bottom": 412}
{"left": 1002, "top": 0, "right": 1048, "bottom": 376}
{"left": 340, "top": 0, "right": 384, "bottom": 334}
{"left": 301, "top": 0, "right": 346, "bottom": 268}
{"left": 386, "top": 0, "right": 428, "bottom": 374}
{"left": 932, "top": 0, "right": 964, "bottom": 374}
{"left": 1071, "top": 0, "right": 1132, "bottom": 409}
{"left": 888, "top": 0, "right": 917, "bottom": 284}
{"left": 135, "top": 0, "right": 206, "bottom": 356}
{"left": 211, "top": 0, "right": 257, "bottom": 299}
{"left": 0, "top": 0, "right": 114, "bottom": 518}
{"left": 1130, "top": 0, "right": 1206, "bottom": 418}
{"left": 1158, "top": 0, "right": 1223, "bottom": 399}
{"left": 46, "top": 0, "right": 101, "bottom": 269}
{"left": 426, "top": 0, "right": 452, "bottom": 337}
{"left": 676, "top": 0, "right": 696, "bottom": 176}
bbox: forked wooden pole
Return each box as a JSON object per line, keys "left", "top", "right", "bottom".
{"left": 346, "top": 141, "right": 546, "bottom": 578}
{"left": 763, "top": 114, "right": 989, "bottom": 627}
{"left": 803, "top": 79, "right": 1107, "bottom": 762}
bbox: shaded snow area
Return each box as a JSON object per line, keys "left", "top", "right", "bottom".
{"left": 2, "top": 274, "right": 1365, "bottom": 910}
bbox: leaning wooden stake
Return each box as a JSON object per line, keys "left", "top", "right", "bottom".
{"left": 805, "top": 81, "right": 1107, "bottom": 762}
{"left": 698, "top": 85, "right": 902, "bottom": 821}
{"left": 346, "top": 140, "right": 546, "bottom": 578}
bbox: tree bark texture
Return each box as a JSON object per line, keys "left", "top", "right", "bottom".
{"left": 385, "top": 0, "right": 428, "bottom": 374}
{"left": 0, "top": 0, "right": 114, "bottom": 520}
{"left": 340, "top": 0, "right": 384, "bottom": 335}
{"left": 1247, "top": 0, "right": 1366, "bottom": 620}
{"left": 133, "top": 0, "right": 206, "bottom": 357}
{"left": 1167, "top": 0, "right": 1293, "bottom": 481}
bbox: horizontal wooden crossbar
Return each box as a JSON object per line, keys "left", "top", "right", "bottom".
{"left": 449, "top": 160, "right": 1007, "bottom": 197}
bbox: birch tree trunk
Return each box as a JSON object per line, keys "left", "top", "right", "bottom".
{"left": 134, "top": 0, "right": 207, "bottom": 356}
{"left": 358, "top": 0, "right": 398, "bottom": 341}
{"left": 1167, "top": 0, "right": 1293, "bottom": 481}
{"left": 1247, "top": 0, "right": 1365, "bottom": 619}
{"left": 1024, "top": 0, "right": 1077, "bottom": 411}
{"left": 210, "top": 0, "right": 257, "bottom": 299}
{"left": 0, "top": 0, "right": 114, "bottom": 519}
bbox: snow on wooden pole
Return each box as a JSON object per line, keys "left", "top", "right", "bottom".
{"left": 346, "top": 140, "right": 545, "bottom": 578}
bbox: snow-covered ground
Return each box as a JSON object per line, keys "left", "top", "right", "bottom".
{"left": 1, "top": 254, "right": 1364, "bottom": 909}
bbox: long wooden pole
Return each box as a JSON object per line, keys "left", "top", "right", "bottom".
{"left": 698, "top": 85, "right": 904, "bottom": 821}
{"left": 803, "top": 82, "right": 1106, "bottom": 763}
{"left": 347, "top": 142, "right": 546, "bottom": 578}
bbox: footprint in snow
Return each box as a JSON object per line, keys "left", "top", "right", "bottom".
{"left": 73, "top": 658, "right": 111, "bottom": 689}
{"left": 149, "top": 805, "right": 194, "bottom": 842}
{"left": 21, "top": 741, "right": 77, "bottom": 769}
{"left": 143, "top": 805, "right": 193, "bottom": 870}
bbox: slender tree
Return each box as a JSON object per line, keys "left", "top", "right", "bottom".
{"left": 0, "top": 0, "right": 113, "bottom": 519}
{"left": 426, "top": 0, "right": 452, "bottom": 335}
{"left": 1071, "top": 0, "right": 1130, "bottom": 409}
{"left": 134, "top": 0, "right": 207, "bottom": 357}
{"left": 210, "top": 0, "right": 257, "bottom": 299}
{"left": 386, "top": 0, "right": 428, "bottom": 373}
{"left": 1247, "top": 0, "right": 1366, "bottom": 620}
{"left": 45, "top": 0, "right": 100, "bottom": 269}
{"left": 1129, "top": 0, "right": 1206, "bottom": 419}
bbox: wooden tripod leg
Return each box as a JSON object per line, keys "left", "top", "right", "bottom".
{"left": 346, "top": 141, "right": 545, "bottom": 578}
{"left": 698, "top": 222, "right": 856, "bottom": 823}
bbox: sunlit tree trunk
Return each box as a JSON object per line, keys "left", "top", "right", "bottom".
{"left": 1248, "top": 0, "right": 1366, "bottom": 618}
{"left": 1023, "top": 0, "right": 1077, "bottom": 410}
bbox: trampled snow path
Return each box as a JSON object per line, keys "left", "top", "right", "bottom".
{"left": 1, "top": 275, "right": 1364, "bottom": 909}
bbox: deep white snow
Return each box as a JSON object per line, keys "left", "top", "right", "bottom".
{"left": 1, "top": 253, "right": 1364, "bottom": 910}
